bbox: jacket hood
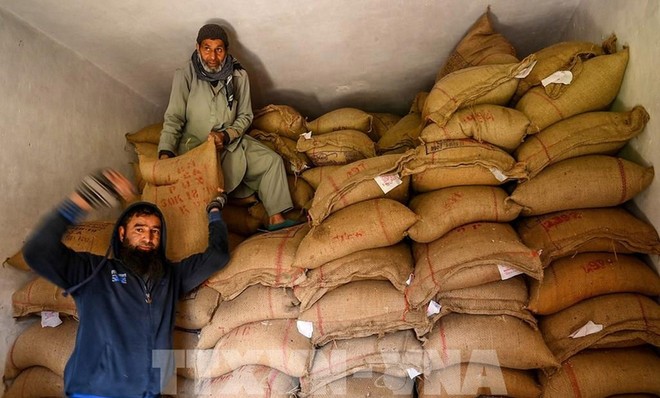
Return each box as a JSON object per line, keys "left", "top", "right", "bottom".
{"left": 111, "top": 201, "right": 168, "bottom": 261}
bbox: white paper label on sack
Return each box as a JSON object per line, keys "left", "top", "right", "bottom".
{"left": 489, "top": 167, "right": 508, "bottom": 182}
{"left": 427, "top": 300, "right": 442, "bottom": 317}
{"left": 406, "top": 273, "right": 413, "bottom": 286}
{"left": 374, "top": 174, "right": 403, "bottom": 194}
{"left": 41, "top": 311, "right": 62, "bottom": 328}
{"left": 302, "top": 131, "right": 313, "bottom": 139}
{"left": 406, "top": 368, "right": 422, "bottom": 379}
{"left": 541, "top": 70, "right": 573, "bottom": 87}
{"left": 296, "top": 320, "right": 314, "bottom": 338}
{"left": 497, "top": 265, "right": 524, "bottom": 280}
{"left": 569, "top": 321, "right": 603, "bottom": 338}
{"left": 515, "top": 60, "right": 537, "bottom": 79}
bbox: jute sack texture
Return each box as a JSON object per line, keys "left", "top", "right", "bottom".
{"left": 139, "top": 140, "right": 221, "bottom": 261}
{"left": 431, "top": 277, "right": 537, "bottom": 329}
{"left": 507, "top": 155, "right": 654, "bottom": 216}
{"left": 419, "top": 104, "right": 531, "bottom": 152}
{"left": 370, "top": 112, "right": 403, "bottom": 139}
{"left": 306, "top": 372, "right": 414, "bottom": 398}
{"left": 4, "top": 318, "right": 77, "bottom": 380}
{"left": 287, "top": 175, "right": 314, "bottom": 211}
{"left": 175, "top": 285, "right": 219, "bottom": 330}
{"left": 539, "top": 293, "right": 660, "bottom": 363}
{"left": 5, "top": 220, "right": 114, "bottom": 272}
{"left": 376, "top": 112, "right": 422, "bottom": 154}
{"left": 512, "top": 35, "right": 615, "bottom": 102}
{"left": 406, "top": 222, "right": 542, "bottom": 309}
{"left": 12, "top": 276, "right": 77, "bottom": 318}
{"left": 409, "top": 92, "right": 429, "bottom": 114}
{"left": 300, "top": 165, "right": 342, "bottom": 189}
{"left": 187, "top": 319, "right": 313, "bottom": 379}
{"left": 540, "top": 347, "right": 660, "bottom": 397}
{"left": 252, "top": 104, "right": 307, "bottom": 140}
{"left": 198, "top": 285, "right": 300, "bottom": 349}
{"left": 515, "top": 106, "right": 650, "bottom": 178}
{"left": 308, "top": 153, "right": 409, "bottom": 226}
{"left": 293, "top": 198, "right": 417, "bottom": 269}
{"left": 3, "top": 366, "right": 64, "bottom": 398}
{"left": 516, "top": 207, "right": 660, "bottom": 267}
{"left": 516, "top": 47, "right": 629, "bottom": 132}
{"left": 296, "top": 129, "right": 376, "bottom": 167}
{"left": 528, "top": 252, "right": 660, "bottom": 315}
{"left": 293, "top": 242, "right": 414, "bottom": 311}
{"left": 417, "top": 364, "right": 541, "bottom": 398}
{"left": 424, "top": 313, "right": 559, "bottom": 371}
{"left": 174, "top": 365, "right": 299, "bottom": 398}
{"left": 298, "top": 280, "right": 430, "bottom": 346}
{"left": 397, "top": 139, "right": 528, "bottom": 192}
{"left": 305, "top": 107, "right": 375, "bottom": 140}
{"left": 248, "top": 128, "right": 313, "bottom": 175}
{"left": 300, "top": 330, "right": 424, "bottom": 396}
{"left": 422, "top": 55, "right": 535, "bottom": 128}
{"left": 206, "top": 224, "right": 309, "bottom": 300}
{"left": 125, "top": 122, "right": 162, "bottom": 145}
{"left": 408, "top": 185, "right": 522, "bottom": 243}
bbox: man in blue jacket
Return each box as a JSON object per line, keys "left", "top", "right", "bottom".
{"left": 23, "top": 169, "right": 230, "bottom": 397}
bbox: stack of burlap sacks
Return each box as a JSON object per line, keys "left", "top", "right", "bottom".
{"left": 4, "top": 9, "right": 660, "bottom": 397}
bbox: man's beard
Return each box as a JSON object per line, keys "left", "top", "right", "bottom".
{"left": 198, "top": 52, "right": 221, "bottom": 73}
{"left": 119, "top": 241, "right": 164, "bottom": 280}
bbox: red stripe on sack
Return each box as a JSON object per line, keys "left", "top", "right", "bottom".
{"left": 527, "top": 90, "right": 565, "bottom": 122}
{"left": 273, "top": 231, "right": 291, "bottom": 284}
{"left": 563, "top": 361, "right": 583, "bottom": 398}
{"left": 532, "top": 134, "right": 552, "bottom": 164}
{"left": 315, "top": 301, "right": 325, "bottom": 338}
{"left": 374, "top": 199, "right": 394, "bottom": 245}
{"left": 424, "top": 243, "right": 440, "bottom": 288}
{"left": 280, "top": 320, "right": 292, "bottom": 374}
{"left": 438, "top": 320, "right": 449, "bottom": 365}
{"left": 616, "top": 158, "right": 628, "bottom": 204}
{"left": 491, "top": 187, "right": 500, "bottom": 221}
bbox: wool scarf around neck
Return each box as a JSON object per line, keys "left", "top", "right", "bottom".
{"left": 191, "top": 50, "right": 243, "bottom": 109}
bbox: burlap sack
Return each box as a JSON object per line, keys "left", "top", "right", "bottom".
{"left": 175, "top": 285, "right": 219, "bottom": 330}
{"left": 293, "top": 242, "right": 414, "bottom": 311}
{"left": 408, "top": 186, "right": 522, "bottom": 243}
{"left": 198, "top": 285, "right": 300, "bottom": 349}
{"left": 516, "top": 48, "right": 629, "bottom": 132}
{"left": 432, "top": 277, "right": 537, "bottom": 329}
{"left": 300, "top": 330, "right": 424, "bottom": 396}
{"left": 305, "top": 107, "right": 374, "bottom": 139}
{"left": 140, "top": 140, "right": 221, "bottom": 261}
{"left": 248, "top": 128, "right": 313, "bottom": 175}
{"left": 206, "top": 224, "right": 308, "bottom": 300}
{"left": 125, "top": 122, "right": 163, "bottom": 145}
{"left": 298, "top": 280, "right": 430, "bottom": 346}
{"left": 513, "top": 35, "right": 616, "bottom": 102}
{"left": 252, "top": 104, "right": 307, "bottom": 140}
{"left": 417, "top": 364, "right": 541, "bottom": 398}
{"left": 515, "top": 106, "right": 650, "bottom": 178}
{"left": 287, "top": 175, "right": 314, "bottom": 211}
{"left": 293, "top": 199, "right": 418, "bottom": 269}
{"left": 4, "top": 318, "right": 77, "bottom": 380}
{"left": 12, "top": 276, "right": 77, "bottom": 318}
{"left": 419, "top": 104, "right": 531, "bottom": 152}
{"left": 5, "top": 220, "right": 115, "bottom": 272}
{"left": 540, "top": 347, "right": 660, "bottom": 397}
{"left": 424, "top": 314, "right": 559, "bottom": 371}
{"left": 397, "top": 140, "right": 527, "bottom": 192}
{"left": 307, "top": 154, "right": 409, "bottom": 226}
{"left": 300, "top": 165, "right": 342, "bottom": 189}
{"left": 516, "top": 207, "right": 660, "bottom": 267}
{"left": 377, "top": 113, "right": 422, "bottom": 154}
{"left": 305, "top": 372, "right": 414, "bottom": 397}
{"left": 131, "top": 142, "right": 159, "bottom": 193}
{"left": 529, "top": 252, "right": 660, "bottom": 315}
{"left": 422, "top": 55, "right": 535, "bottom": 128}
{"left": 370, "top": 112, "right": 403, "bottom": 139}
{"left": 3, "top": 366, "right": 65, "bottom": 398}
{"left": 409, "top": 92, "right": 429, "bottom": 114}
{"left": 174, "top": 365, "right": 299, "bottom": 398}
{"left": 187, "top": 319, "right": 313, "bottom": 379}
{"left": 296, "top": 130, "right": 376, "bottom": 167}
{"left": 436, "top": 10, "right": 518, "bottom": 80}
{"left": 507, "top": 155, "right": 654, "bottom": 216}
{"left": 221, "top": 205, "right": 263, "bottom": 236}
{"left": 406, "top": 222, "right": 542, "bottom": 309}
{"left": 540, "top": 293, "right": 660, "bottom": 363}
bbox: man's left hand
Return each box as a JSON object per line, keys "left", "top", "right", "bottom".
{"left": 209, "top": 131, "right": 228, "bottom": 152}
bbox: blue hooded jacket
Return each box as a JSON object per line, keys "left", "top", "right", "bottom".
{"left": 23, "top": 201, "right": 230, "bottom": 397}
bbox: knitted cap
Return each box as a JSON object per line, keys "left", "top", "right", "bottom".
{"left": 196, "top": 24, "right": 229, "bottom": 47}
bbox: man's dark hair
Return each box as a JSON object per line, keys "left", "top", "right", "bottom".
{"left": 119, "top": 204, "right": 161, "bottom": 229}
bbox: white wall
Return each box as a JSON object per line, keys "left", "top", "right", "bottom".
{"left": 561, "top": 0, "right": 660, "bottom": 271}
{"left": 0, "top": 9, "right": 162, "bottom": 385}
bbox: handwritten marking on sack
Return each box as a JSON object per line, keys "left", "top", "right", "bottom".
{"left": 346, "top": 162, "right": 367, "bottom": 178}
{"left": 443, "top": 192, "right": 464, "bottom": 209}
{"left": 540, "top": 211, "right": 583, "bottom": 231}
{"left": 331, "top": 230, "right": 366, "bottom": 242}
{"left": 461, "top": 111, "right": 495, "bottom": 124}
{"left": 582, "top": 258, "right": 614, "bottom": 273}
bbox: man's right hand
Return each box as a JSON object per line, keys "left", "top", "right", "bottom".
{"left": 159, "top": 153, "right": 171, "bottom": 160}
{"left": 209, "top": 131, "right": 228, "bottom": 152}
